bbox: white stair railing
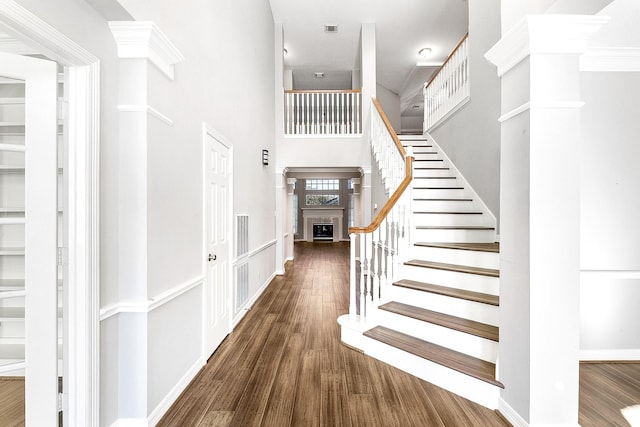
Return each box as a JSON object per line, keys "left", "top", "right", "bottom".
{"left": 423, "top": 34, "right": 470, "bottom": 131}
{"left": 284, "top": 90, "right": 361, "bottom": 136}
{"left": 348, "top": 99, "right": 413, "bottom": 325}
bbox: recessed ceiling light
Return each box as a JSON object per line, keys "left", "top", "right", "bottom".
{"left": 324, "top": 25, "right": 338, "bottom": 33}
{"left": 314, "top": 72, "right": 325, "bottom": 78}
{"left": 418, "top": 47, "right": 432, "bottom": 57}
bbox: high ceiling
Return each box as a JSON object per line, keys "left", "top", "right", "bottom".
{"left": 269, "top": 0, "right": 469, "bottom": 117}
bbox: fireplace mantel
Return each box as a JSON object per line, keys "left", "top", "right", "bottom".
{"left": 302, "top": 208, "right": 344, "bottom": 242}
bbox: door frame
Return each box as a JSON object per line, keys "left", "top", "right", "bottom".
{"left": 201, "top": 123, "right": 233, "bottom": 360}
{"left": 0, "top": 2, "right": 100, "bottom": 426}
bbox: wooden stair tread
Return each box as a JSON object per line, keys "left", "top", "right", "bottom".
{"left": 413, "top": 198, "right": 472, "bottom": 202}
{"left": 413, "top": 211, "right": 483, "bottom": 215}
{"left": 405, "top": 259, "right": 499, "bottom": 277}
{"left": 364, "top": 326, "right": 504, "bottom": 388}
{"left": 415, "top": 225, "right": 495, "bottom": 230}
{"left": 413, "top": 167, "right": 450, "bottom": 170}
{"left": 394, "top": 279, "right": 499, "bottom": 306}
{"left": 414, "top": 242, "right": 499, "bottom": 253}
{"left": 413, "top": 187, "right": 465, "bottom": 190}
{"left": 379, "top": 301, "right": 499, "bottom": 341}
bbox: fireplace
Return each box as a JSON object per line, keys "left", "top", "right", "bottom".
{"left": 313, "top": 224, "right": 334, "bottom": 241}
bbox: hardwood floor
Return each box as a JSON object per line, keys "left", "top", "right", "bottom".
{"left": 1, "top": 242, "right": 638, "bottom": 426}
{"left": 580, "top": 362, "right": 640, "bottom": 427}
{"left": 0, "top": 377, "right": 24, "bottom": 427}
{"left": 158, "top": 242, "right": 510, "bottom": 427}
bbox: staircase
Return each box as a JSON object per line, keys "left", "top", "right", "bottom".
{"left": 339, "top": 134, "right": 502, "bottom": 409}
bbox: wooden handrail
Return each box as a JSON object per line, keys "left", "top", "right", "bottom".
{"left": 349, "top": 98, "right": 413, "bottom": 234}
{"left": 349, "top": 156, "right": 413, "bottom": 234}
{"left": 424, "top": 33, "right": 468, "bottom": 90}
{"left": 284, "top": 89, "right": 362, "bottom": 94}
{"left": 372, "top": 98, "right": 406, "bottom": 157}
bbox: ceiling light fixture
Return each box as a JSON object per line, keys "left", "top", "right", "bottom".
{"left": 418, "top": 47, "right": 432, "bottom": 57}
{"left": 324, "top": 24, "right": 338, "bottom": 33}
{"left": 314, "top": 72, "right": 325, "bottom": 78}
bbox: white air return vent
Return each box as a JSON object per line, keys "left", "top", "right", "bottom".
{"left": 324, "top": 25, "right": 338, "bottom": 33}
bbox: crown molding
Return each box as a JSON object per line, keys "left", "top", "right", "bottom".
{"left": 109, "top": 21, "right": 184, "bottom": 80}
{"left": 486, "top": 15, "right": 610, "bottom": 77}
{"left": 0, "top": 0, "right": 98, "bottom": 64}
{"left": 581, "top": 47, "right": 640, "bottom": 72}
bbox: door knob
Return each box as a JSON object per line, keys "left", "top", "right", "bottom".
{"left": 208, "top": 254, "right": 217, "bottom": 261}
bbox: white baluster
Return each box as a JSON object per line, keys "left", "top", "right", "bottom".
{"left": 349, "top": 232, "right": 357, "bottom": 322}
{"left": 359, "top": 232, "right": 367, "bottom": 323}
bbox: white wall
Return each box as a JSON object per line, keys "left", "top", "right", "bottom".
{"left": 580, "top": 70, "right": 640, "bottom": 357}
{"left": 375, "top": 84, "right": 401, "bottom": 133}
{"left": 428, "top": 0, "right": 502, "bottom": 228}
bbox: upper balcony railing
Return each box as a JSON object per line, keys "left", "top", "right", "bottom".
{"left": 284, "top": 90, "right": 362, "bottom": 136}
{"left": 423, "top": 34, "right": 470, "bottom": 131}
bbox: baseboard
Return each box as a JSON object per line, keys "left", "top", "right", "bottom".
{"left": 580, "top": 349, "right": 640, "bottom": 361}
{"left": 147, "top": 355, "right": 205, "bottom": 425}
{"left": 232, "top": 271, "right": 276, "bottom": 328}
{"left": 498, "top": 398, "right": 528, "bottom": 427}
{"left": 109, "top": 419, "right": 147, "bottom": 427}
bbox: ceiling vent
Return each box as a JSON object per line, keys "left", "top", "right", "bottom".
{"left": 324, "top": 25, "right": 338, "bottom": 33}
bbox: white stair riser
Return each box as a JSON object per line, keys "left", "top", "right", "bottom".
{"left": 413, "top": 153, "right": 440, "bottom": 162}
{"left": 389, "top": 286, "right": 499, "bottom": 326}
{"left": 412, "top": 188, "right": 467, "bottom": 199}
{"left": 400, "top": 264, "right": 499, "bottom": 295}
{"left": 375, "top": 309, "right": 498, "bottom": 362}
{"left": 412, "top": 227, "right": 496, "bottom": 243}
{"left": 363, "top": 335, "right": 500, "bottom": 410}
{"left": 0, "top": 322, "right": 24, "bottom": 337}
{"left": 413, "top": 213, "right": 490, "bottom": 227}
{"left": 413, "top": 168, "right": 452, "bottom": 178}
{"left": 409, "top": 245, "right": 499, "bottom": 269}
{"left": 412, "top": 178, "right": 458, "bottom": 188}
{"left": 0, "top": 296, "right": 24, "bottom": 308}
{"left": 412, "top": 199, "right": 475, "bottom": 211}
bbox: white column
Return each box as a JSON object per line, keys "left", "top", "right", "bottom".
{"left": 485, "top": 14, "right": 608, "bottom": 426}
{"left": 360, "top": 23, "right": 376, "bottom": 126}
{"left": 109, "top": 21, "right": 183, "bottom": 421}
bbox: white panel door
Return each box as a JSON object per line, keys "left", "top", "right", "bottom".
{"left": 204, "top": 129, "right": 231, "bottom": 358}
{"left": 0, "top": 52, "right": 58, "bottom": 425}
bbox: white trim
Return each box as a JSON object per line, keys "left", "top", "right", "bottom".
{"left": 499, "top": 102, "right": 530, "bottom": 123}
{"left": 117, "top": 104, "right": 174, "bottom": 126}
{"left": 108, "top": 419, "right": 147, "bottom": 427}
{"left": 0, "top": 0, "right": 98, "bottom": 65}
{"left": 580, "top": 349, "right": 640, "bottom": 361}
{"left": 147, "top": 355, "right": 205, "bottom": 425}
{"left": 0, "top": 3, "right": 101, "bottom": 425}
{"left": 148, "top": 276, "right": 204, "bottom": 311}
{"left": 485, "top": 15, "right": 610, "bottom": 77}
{"left": 581, "top": 47, "right": 640, "bottom": 72}
{"left": 498, "top": 398, "right": 528, "bottom": 427}
{"left": 581, "top": 270, "right": 640, "bottom": 279}
{"left": 108, "top": 21, "right": 184, "bottom": 80}
{"left": 99, "top": 276, "right": 204, "bottom": 321}
{"left": 248, "top": 239, "right": 277, "bottom": 259}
